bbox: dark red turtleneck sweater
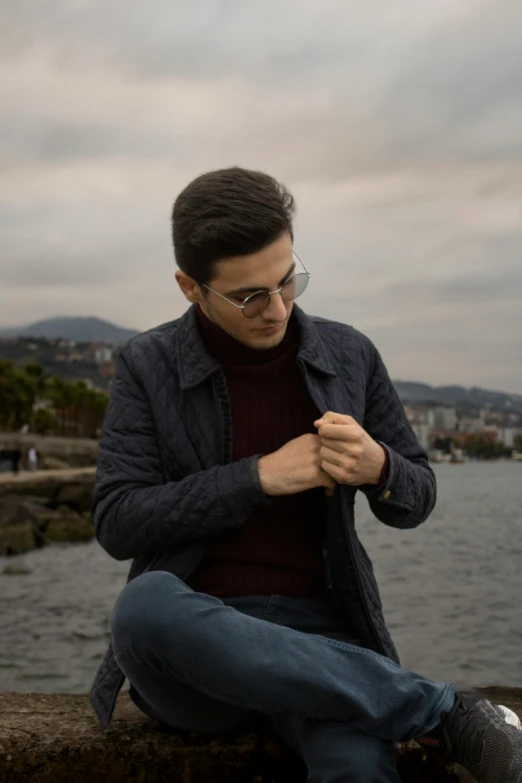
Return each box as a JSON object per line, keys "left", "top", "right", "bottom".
{"left": 186, "top": 306, "right": 330, "bottom": 601}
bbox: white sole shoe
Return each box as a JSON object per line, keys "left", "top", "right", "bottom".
{"left": 496, "top": 705, "right": 522, "bottom": 731}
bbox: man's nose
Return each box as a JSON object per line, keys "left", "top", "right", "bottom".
{"left": 263, "top": 291, "right": 287, "bottom": 321}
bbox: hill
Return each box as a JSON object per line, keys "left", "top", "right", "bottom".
{"left": 0, "top": 317, "right": 138, "bottom": 344}
{"left": 393, "top": 380, "right": 522, "bottom": 413}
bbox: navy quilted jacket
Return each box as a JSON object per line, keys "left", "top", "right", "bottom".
{"left": 90, "top": 303, "right": 436, "bottom": 728}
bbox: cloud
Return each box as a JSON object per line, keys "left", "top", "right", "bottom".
{"left": 379, "top": 0, "right": 522, "bottom": 164}
{"left": 0, "top": 0, "right": 520, "bottom": 392}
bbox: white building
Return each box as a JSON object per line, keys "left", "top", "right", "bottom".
{"left": 458, "top": 416, "right": 483, "bottom": 434}
{"left": 498, "top": 427, "right": 522, "bottom": 448}
{"left": 426, "top": 406, "right": 457, "bottom": 431}
{"left": 410, "top": 422, "right": 430, "bottom": 451}
{"left": 95, "top": 346, "right": 113, "bottom": 363}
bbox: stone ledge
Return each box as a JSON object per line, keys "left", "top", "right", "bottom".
{"left": 0, "top": 467, "right": 96, "bottom": 495}
{"left": 0, "top": 688, "right": 520, "bottom": 782}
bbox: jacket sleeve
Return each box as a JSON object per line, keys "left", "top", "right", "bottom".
{"left": 359, "top": 339, "right": 436, "bottom": 529}
{"left": 92, "top": 348, "right": 270, "bottom": 561}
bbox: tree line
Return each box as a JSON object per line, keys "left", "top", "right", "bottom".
{"left": 0, "top": 359, "right": 108, "bottom": 437}
{"left": 433, "top": 432, "right": 522, "bottom": 459}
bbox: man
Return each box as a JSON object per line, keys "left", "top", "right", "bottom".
{"left": 11, "top": 444, "right": 21, "bottom": 474}
{"left": 91, "top": 167, "right": 521, "bottom": 782}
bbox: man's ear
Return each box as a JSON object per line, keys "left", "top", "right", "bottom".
{"left": 175, "top": 270, "right": 203, "bottom": 304}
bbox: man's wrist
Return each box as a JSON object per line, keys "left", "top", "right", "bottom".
{"left": 366, "top": 443, "right": 388, "bottom": 486}
{"left": 258, "top": 455, "right": 278, "bottom": 495}
{"left": 376, "top": 444, "right": 389, "bottom": 486}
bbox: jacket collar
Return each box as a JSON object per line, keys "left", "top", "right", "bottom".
{"left": 176, "top": 303, "right": 337, "bottom": 391}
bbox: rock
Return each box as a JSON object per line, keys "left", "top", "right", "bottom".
{"left": 49, "top": 480, "right": 94, "bottom": 513}
{"left": 41, "top": 455, "right": 70, "bottom": 471}
{"left": 2, "top": 563, "right": 32, "bottom": 575}
{"left": 0, "top": 689, "right": 519, "bottom": 782}
{"left": 0, "top": 496, "right": 43, "bottom": 554}
{"left": 0, "top": 493, "right": 94, "bottom": 555}
{"left": 0, "top": 494, "right": 50, "bottom": 527}
{"left": 0, "top": 521, "right": 36, "bottom": 556}
{"left": 44, "top": 508, "right": 94, "bottom": 543}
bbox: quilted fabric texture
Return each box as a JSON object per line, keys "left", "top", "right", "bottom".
{"left": 90, "top": 303, "right": 436, "bottom": 728}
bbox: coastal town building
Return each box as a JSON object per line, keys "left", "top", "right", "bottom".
{"left": 496, "top": 427, "right": 522, "bottom": 449}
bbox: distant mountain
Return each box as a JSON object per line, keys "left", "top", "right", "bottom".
{"left": 393, "top": 380, "right": 522, "bottom": 413}
{"left": 0, "top": 317, "right": 139, "bottom": 344}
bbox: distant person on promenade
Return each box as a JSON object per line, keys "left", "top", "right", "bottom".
{"left": 90, "top": 168, "right": 522, "bottom": 782}
{"left": 11, "top": 445, "right": 21, "bottom": 474}
{"left": 27, "top": 447, "right": 38, "bottom": 472}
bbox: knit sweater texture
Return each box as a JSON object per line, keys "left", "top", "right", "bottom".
{"left": 187, "top": 307, "right": 330, "bottom": 600}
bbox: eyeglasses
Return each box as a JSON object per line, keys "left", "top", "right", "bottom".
{"left": 201, "top": 251, "right": 311, "bottom": 318}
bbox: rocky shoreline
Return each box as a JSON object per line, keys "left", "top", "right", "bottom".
{"left": 0, "top": 468, "right": 96, "bottom": 557}
{"left": 0, "top": 433, "right": 98, "bottom": 556}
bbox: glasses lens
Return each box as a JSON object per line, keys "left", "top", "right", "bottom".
{"left": 282, "top": 273, "right": 309, "bottom": 302}
{"left": 243, "top": 291, "right": 270, "bottom": 318}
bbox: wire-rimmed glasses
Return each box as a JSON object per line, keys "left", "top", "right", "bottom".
{"left": 202, "top": 252, "right": 310, "bottom": 318}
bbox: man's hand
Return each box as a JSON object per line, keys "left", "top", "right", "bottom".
{"left": 314, "top": 411, "right": 386, "bottom": 487}
{"left": 258, "top": 434, "right": 336, "bottom": 497}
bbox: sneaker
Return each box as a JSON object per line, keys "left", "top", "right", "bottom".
{"left": 419, "top": 690, "right": 522, "bottom": 782}
{"left": 497, "top": 704, "right": 522, "bottom": 731}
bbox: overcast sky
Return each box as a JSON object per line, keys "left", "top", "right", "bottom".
{"left": 1, "top": 0, "right": 521, "bottom": 392}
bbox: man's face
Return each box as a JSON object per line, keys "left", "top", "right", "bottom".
{"left": 178, "top": 232, "right": 297, "bottom": 350}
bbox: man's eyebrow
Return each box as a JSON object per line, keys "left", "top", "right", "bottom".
{"left": 226, "top": 262, "right": 296, "bottom": 297}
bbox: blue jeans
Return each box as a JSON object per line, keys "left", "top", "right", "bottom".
{"left": 111, "top": 571, "right": 455, "bottom": 783}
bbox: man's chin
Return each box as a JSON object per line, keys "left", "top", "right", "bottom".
{"left": 249, "top": 325, "right": 287, "bottom": 349}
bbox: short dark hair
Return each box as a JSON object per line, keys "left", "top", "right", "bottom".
{"left": 171, "top": 167, "right": 295, "bottom": 284}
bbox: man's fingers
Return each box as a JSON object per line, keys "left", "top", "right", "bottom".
{"left": 319, "top": 445, "right": 345, "bottom": 466}
{"left": 314, "top": 411, "right": 355, "bottom": 427}
{"left": 320, "top": 469, "right": 336, "bottom": 495}
{"left": 318, "top": 437, "right": 346, "bottom": 455}
{"left": 316, "top": 422, "right": 362, "bottom": 442}
{"left": 321, "top": 460, "right": 346, "bottom": 483}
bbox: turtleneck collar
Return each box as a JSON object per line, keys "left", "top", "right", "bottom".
{"left": 196, "top": 304, "right": 298, "bottom": 366}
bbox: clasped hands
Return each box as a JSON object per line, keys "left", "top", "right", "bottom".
{"left": 314, "top": 411, "right": 386, "bottom": 491}
{"left": 257, "top": 410, "right": 386, "bottom": 497}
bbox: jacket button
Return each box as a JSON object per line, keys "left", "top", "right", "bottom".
{"left": 383, "top": 490, "right": 391, "bottom": 500}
